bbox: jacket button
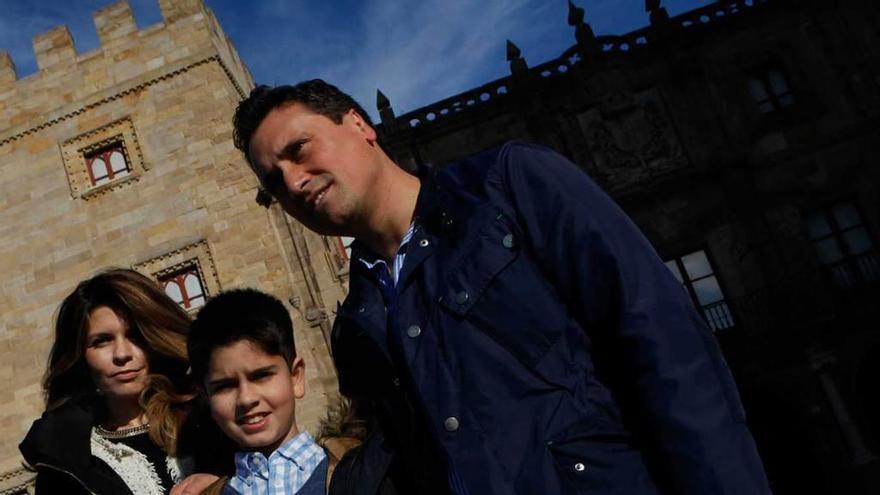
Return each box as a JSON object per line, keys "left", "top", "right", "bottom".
{"left": 419, "top": 239, "right": 430, "bottom": 248}
{"left": 455, "top": 291, "right": 469, "bottom": 304}
{"left": 502, "top": 233, "right": 515, "bottom": 249}
{"left": 574, "top": 462, "right": 585, "bottom": 472}
{"left": 358, "top": 305, "right": 366, "bottom": 313}
{"left": 406, "top": 325, "right": 421, "bottom": 338}
{"left": 443, "top": 417, "right": 460, "bottom": 432}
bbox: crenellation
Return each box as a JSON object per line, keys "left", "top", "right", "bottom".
{"left": 94, "top": 1, "right": 138, "bottom": 47}
{"left": 158, "top": 0, "right": 206, "bottom": 24}
{"left": 0, "top": 0, "right": 245, "bottom": 138}
{"left": 33, "top": 25, "right": 76, "bottom": 71}
{"left": 0, "top": 51, "right": 15, "bottom": 86}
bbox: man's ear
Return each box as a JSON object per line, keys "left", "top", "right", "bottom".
{"left": 290, "top": 356, "right": 306, "bottom": 399}
{"left": 346, "top": 109, "right": 377, "bottom": 143}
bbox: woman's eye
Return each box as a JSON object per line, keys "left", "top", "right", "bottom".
{"left": 89, "top": 336, "right": 110, "bottom": 347}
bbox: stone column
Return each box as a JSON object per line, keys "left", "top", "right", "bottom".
{"left": 808, "top": 348, "right": 878, "bottom": 467}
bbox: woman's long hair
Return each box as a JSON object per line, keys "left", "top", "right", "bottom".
{"left": 43, "top": 268, "right": 195, "bottom": 455}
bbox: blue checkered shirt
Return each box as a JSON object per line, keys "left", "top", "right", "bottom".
{"left": 223, "top": 432, "right": 326, "bottom": 495}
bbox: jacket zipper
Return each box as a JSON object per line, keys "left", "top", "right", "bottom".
{"left": 34, "top": 462, "right": 97, "bottom": 495}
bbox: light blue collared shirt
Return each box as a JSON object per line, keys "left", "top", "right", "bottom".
{"left": 223, "top": 432, "right": 326, "bottom": 495}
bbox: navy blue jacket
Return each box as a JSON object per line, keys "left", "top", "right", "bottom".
{"left": 332, "top": 142, "right": 771, "bottom": 494}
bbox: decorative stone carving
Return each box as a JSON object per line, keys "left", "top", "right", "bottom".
{"left": 577, "top": 89, "right": 687, "bottom": 188}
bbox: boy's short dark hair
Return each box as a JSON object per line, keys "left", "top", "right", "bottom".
{"left": 188, "top": 288, "right": 295, "bottom": 386}
{"left": 232, "top": 79, "right": 374, "bottom": 167}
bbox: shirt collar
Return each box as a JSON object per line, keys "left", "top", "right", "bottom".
{"left": 353, "top": 220, "right": 417, "bottom": 269}
{"left": 232, "top": 431, "right": 323, "bottom": 485}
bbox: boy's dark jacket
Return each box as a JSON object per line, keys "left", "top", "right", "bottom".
{"left": 331, "top": 142, "right": 772, "bottom": 494}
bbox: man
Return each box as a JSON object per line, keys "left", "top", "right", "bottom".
{"left": 232, "top": 79, "right": 771, "bottom": 494}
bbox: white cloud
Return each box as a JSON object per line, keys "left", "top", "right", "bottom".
{"left": 227, "top": 0, "right": 567, "bottom": 120}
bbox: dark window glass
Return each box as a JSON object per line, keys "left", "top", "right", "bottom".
{"left": 748, "top": 68, "right": 794, "bottom": 114}
{"left": 806, "top": 201, "right": 879, "bottom": 289}
{"left": 665, "top": 249, "right": 734, "bottom": 331}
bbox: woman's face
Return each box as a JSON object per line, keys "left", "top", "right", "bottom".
{"left": 84, "top": 306, "right": 150, "bottom": 403}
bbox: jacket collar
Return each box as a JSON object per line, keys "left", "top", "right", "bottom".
{"left": 348, "top": 164, "right": 473, "bottom": 263}
{"left": 20, "top": 397, "right": 133, "bottom": 494}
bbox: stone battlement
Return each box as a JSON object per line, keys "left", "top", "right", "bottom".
{"left": 0, "top": 0, "right": 251, "bottom": 138}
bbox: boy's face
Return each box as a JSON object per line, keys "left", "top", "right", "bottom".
{"left": 204, "top": 340, "right": 305, "bottom": 455}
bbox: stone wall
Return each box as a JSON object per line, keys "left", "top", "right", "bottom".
{"left": 0, "top": 0, "right": 345, "bottom": 484}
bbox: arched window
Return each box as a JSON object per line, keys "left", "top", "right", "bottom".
{"left": 159, "top": 265, "right": 207, "bottom": 310}
{"left": 85, "top": 142, "right": 130, "bottom": 186}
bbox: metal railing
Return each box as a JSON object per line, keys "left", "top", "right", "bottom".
{"left": 711, "top": 258, "right": 879, "bottom": 336}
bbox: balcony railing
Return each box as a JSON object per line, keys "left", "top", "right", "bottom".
{"left": 711, "top": 260, "right": 879, "bottom": 336}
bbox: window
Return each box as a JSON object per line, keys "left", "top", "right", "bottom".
{"left": 337, "top": 236, "right": 355, "bottom": 262}
{"left": 134, "top": 240, "right": 221, "bottom": 311}
{"left": 85, "top": 141, "right": 130, "bottom": 186}
{"left": 60, "top": 118, "right": 147, "bottom": 200}
{"left": 665, "top": 250, "right": 734, "bottom": 331}
{"left": 159, "top": 264, "right": 207, "bottom": 310}
{"left": 327, "top": 236, "right": 355, "bottom": 277}
{"left": 748, "top": 68, "right": 794, "bottom": 113}
{"left": 806, "top": 202, "right": 880, "bottom": 289}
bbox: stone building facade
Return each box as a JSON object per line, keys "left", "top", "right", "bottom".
{"left": 374, "top": 1, "right": 880, "bottom": 493}
{"left": 2, "top": 0, "right": 879, "bottom": 493}
{"left": 0, "top": 0, "right": 350, "bottom": 491}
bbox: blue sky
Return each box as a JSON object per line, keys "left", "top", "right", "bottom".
{"left": 0, "top": 0, "right": 714, "bottom": 119}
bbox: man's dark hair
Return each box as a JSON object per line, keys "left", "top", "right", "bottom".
{"left": 232, "top": 79, "right": 374, "bottom": 166}
{"left": 188, "top": 288, "right": 295, "bottom": 386}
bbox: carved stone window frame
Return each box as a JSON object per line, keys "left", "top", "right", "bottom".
{"left": 60, "top": 117, "right": 146, "bottom": 200}
{"left": 323, "top": 236, "right": 352, "bottom": 280}
{"left": 133, "top": 240, "right": 221, "bottom": 311}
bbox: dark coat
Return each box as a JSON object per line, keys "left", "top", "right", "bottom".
{"left": 20, "top": 397, "right": 234, "bottom": 495}
{"left": 331, "top": 142, "right": 772, "bottom": 494}
{"left": 326, "top": 429, "right": 398, "bottom": 495}
{"left": 19, "top": 399, "right": 134, "bottom": 495}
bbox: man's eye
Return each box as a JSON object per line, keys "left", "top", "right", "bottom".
{"left": 283, "top": 140, "right": 306, "bottom": 161}
{"left": 260, "top": 171, "right": 287, "bottom": 198}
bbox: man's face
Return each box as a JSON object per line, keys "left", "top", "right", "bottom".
{"left": 205, "top": 340, "right": 305, "bottom": 455}
{"left": 247, "top": 103, "right": 381, "bottom": 236}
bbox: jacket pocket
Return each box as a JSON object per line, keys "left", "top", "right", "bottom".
{"left": 437, "top": 210, "right": 569, "bottom": 368}
{"left": 547, "top": 417, "right": 658, "bottom": 494}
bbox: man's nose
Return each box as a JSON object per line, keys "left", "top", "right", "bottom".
{"left": 279, "top": 162, "right": 311, "bottom": 196}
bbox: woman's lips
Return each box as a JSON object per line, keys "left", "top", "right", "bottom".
{"left": 112, "top": 368, "right": 143, "bottom": 381}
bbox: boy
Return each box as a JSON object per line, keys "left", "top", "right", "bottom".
{"left": 188, "top": 289, "right": 328, "bottom": 495}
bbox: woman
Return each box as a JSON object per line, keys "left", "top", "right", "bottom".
{"left": 19, "top": 268, "right": 231, "bottom": 494}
